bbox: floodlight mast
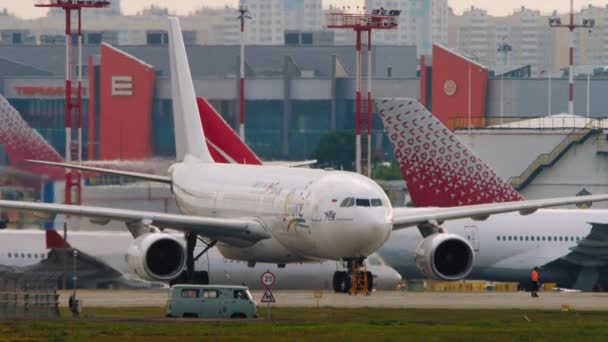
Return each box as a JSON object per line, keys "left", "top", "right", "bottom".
{"left": 238, "top": 3, "right": 251, "bottom": 141}
{"left": 548, "top": 0, "right": 595, "bottom": 115}
{"left": 326, "top": 8, "right": 399, "bottom": 176}
{"left": 34, "top": 1, "right": 111, "bottom": 205}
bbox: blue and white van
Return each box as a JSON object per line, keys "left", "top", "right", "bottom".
{"left": 166, "top": 284, "right": 257, "bottom": 319}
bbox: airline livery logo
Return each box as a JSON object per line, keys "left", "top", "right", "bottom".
{"left": 377, "top": 98, "right": 523, "bottom": 207}
{"left": 324, "top": 210, "right": 336, "bottom": 221}
{"left": 287, "top": 218, "right": 309, "bottom": 231}
{"left": 111, "top": 76, "right": 133, "bottom": 96}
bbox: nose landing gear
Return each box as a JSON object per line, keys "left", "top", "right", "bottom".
{"left": 332, "top": 257, "right": 374, "bottom": 294}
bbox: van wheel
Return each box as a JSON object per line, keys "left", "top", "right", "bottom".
{"left": 182, "top": 313, "right": 198, "bottom": 318}
{"left": 231, "top": 313, "right": 247, "bottom": 319}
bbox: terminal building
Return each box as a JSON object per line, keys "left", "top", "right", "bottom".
{"left": 0, "top": 43, "right": 418, "bottom": 162}
{"left": 2, "top": 39, "right": 608, "bottom": 205}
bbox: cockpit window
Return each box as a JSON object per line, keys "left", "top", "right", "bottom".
{"left": 356, "top": 199, "right": 371, "bottom": 207}
{"left": 340, "top": 198, "right": 354, "bottom": 207}
{"left": 371, "top": 199, "right": 383, "bottom": 207}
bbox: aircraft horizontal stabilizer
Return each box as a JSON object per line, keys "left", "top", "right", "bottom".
{"left": 26, "top": 160, "right": 172, "bottom": 184}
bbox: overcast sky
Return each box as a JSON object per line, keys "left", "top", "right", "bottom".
{"left": 1, "top": 1, "right": 606, "bottom": 19}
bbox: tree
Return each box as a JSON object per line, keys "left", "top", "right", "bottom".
{"left": 311, "top": 131, "right": 355, "bottom": 171}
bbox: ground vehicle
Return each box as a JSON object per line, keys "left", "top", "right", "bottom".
{"left": 166, "top": 284, "right": 257, "bottom": 319}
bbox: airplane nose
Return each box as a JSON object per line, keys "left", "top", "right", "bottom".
{"left": 352, "top": 210, "right": 393, "bottom": 256}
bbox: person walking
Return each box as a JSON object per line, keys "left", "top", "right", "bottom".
{"left": 531, "top": 267, "right": 540, "bottom": 298}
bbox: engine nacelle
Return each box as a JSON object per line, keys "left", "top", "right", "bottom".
{"left": 414, "top": 233, "right": 475, "bottom": 281}
{"left": 126, "top": 233, "right": 186, "bottom": 282}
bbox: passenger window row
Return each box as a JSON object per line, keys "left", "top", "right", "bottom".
{"left": 340, "top": 197, "right": 383, "bottom": 207}
{"left": 496, "top": 235, "right": 583, "bottom": 242}
{"left": 7, "top": 252, "right": 48, "bottom": 259}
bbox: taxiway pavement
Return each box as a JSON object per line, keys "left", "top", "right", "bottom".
{"left": 58, "top": 290, "right": 608, "bottom": 311}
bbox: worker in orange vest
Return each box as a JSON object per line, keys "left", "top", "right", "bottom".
{"left": 531, "top": 267, "right": 540, "bottom": 297}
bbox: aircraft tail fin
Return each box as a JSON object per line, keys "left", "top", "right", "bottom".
{"left": 197, "top": 97, "right": 263, "bottom": 165}
{"left": 0, "top": 94, "right": 65, "bottom": 179}
{"left": 46, "top": 229, "right": 71, "bottom": 249}
{"left": 376, "top": 98, "right": 523, "bottom": 207}
{"left": 168, "top": 17, "right": 213, "bottom": 163}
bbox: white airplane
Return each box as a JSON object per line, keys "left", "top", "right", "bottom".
{"left": 1, "top": 18, "right": 607, "bottom": 294}
{"left": 0, "top": 229, "right": 402, "bottom": 290}
{"left": 376, "top": 98, "right": 608, "bottom": 291}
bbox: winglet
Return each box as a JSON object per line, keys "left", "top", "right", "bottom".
{"left": 168, "top": 17, "right": 213, "bottom": 163}
{"left": 376, "top": 98, "right": 523, "bottom": 207}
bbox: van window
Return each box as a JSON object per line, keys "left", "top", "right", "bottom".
{"left": 202, "top": 290, "right": 219, "bottom": 298}
{"left": 181, "top": 289, "right": 200, "bottom": 298}
{"left": 234, "top": 289, "right": 248, "bottom": 300}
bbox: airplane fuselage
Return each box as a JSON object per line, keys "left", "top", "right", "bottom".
{"left": 379, "top": 209, "right": 605, "bottom": 288}
{"left": 170, "top": 161, "right": 393, "bottom": 263}
{"left": 0, "top": 229, "right": 402, "bottom": 290}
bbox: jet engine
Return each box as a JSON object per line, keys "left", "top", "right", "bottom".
{"left": 126, "top": 233, "right": 186, "bottom": 282}
{"left": 414, "top": 233, "right": 475, "bottom": 281}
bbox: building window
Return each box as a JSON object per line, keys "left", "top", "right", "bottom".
{"left": 301, "top": 33, "right": 313, "bottom": 45}
{"left": 285, "top": 32, "right": 299, "bottom": 45}
{"left": 87, "top": 33, "right": 103, "bottom": 45}
{"left": 12, "top": 32, "right": 22, "bottom": 44}
{"left": 147, "top": 32, "right": 168, "bottom": 45}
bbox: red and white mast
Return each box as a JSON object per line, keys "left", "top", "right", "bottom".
{"left": 35, "top": 1, "right": 110, "bottom": 205}
{"left": 549, "top": 0, "right": 594, "bottom": 115}
{"left": 326, "top": 7, "right": 400, "bottom": 175}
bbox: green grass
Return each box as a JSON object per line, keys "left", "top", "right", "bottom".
{"left": 2, "top": 308, "right": 608, "bottom": 341}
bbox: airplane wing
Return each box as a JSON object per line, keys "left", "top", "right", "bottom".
{"left": 392, "top": 195, "right": 608, "bottom": 231}
{"left": 541, "top": 222, "right": 608, "bottom": 269}
{"left": 263, "top": 160, "right": 317, "bottom": 168}
{"left": 26, "top": 160, "right": 172, "bottom": 184}
{"left": 0, "top": 200, "right": 270, "bottom": 246}
{"left": 554, "top": 222, "right": 608, "bottom": 268}
{"left": 538, "top": 222, "right": 608, "bottom": 291}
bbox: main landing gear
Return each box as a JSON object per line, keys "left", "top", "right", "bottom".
{"left": 171, "top": 232, "right": 217, "bottom": 285}
{"left": 332, "top": 257, "right": 374, "bottom": 295}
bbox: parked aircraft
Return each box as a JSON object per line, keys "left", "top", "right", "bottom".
{"left": 3, "top": 19, "right": 608, "bottom": 294}
{"left": 376, "top": 98, "right": 608, "bottom": 291}
{"left": 0, "top": 229, "right": 401, "bottom": 290}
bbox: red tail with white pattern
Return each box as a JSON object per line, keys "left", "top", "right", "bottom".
{"left": 0, "top": 94, "right": 64, "bottom": 180}
{"left": 377, "top": 98, "right": 523, "bottom": 207}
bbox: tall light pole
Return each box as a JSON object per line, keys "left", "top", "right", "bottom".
{"left": 541, "top": 70, "right": 552, "bottom": 116}
{"left": 497, "top": 43, "right": 512, "bottom": 124}
{"left": 549, "top": 0, "right": 595, "bottom": 115}
{"left": 586, "top": 70, "right": 591, "bottom": 118}
{"left": 326, "top": 8, "right": 400, "bottom": 175}
{"left": 238, "top": 3, "right": 251, "bottom": 141}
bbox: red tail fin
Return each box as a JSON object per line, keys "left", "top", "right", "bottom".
{"left": 377, "top": 98, "right": 523, "bottom": 207}
{"left": 0, "top": 95, "right": 64, "bottom": 179}
{"left": 46, "top": 229, "right": 71, "bottom": 249}
{"left": 197, "top": 97, "right": 262, "bottom": 165}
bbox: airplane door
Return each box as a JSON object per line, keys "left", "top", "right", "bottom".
{"left": 464, "top": 226, "right": 479, "bottom": 252}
